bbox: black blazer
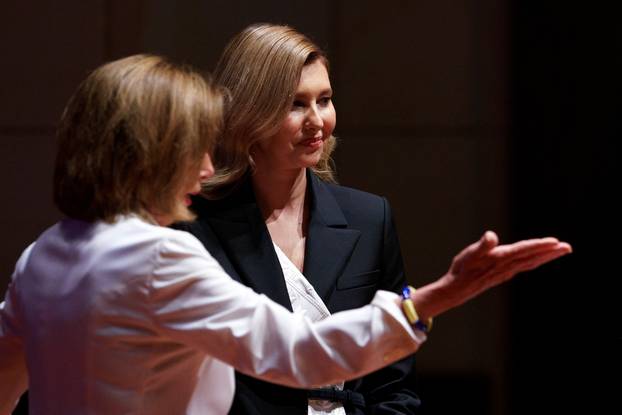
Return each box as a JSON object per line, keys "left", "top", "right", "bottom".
{"left": 175, "top": 171, "right": 420, "bottom": 414}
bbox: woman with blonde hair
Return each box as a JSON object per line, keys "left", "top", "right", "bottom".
{"left": 177, "top": 24, "right": 571, "bottom": 414}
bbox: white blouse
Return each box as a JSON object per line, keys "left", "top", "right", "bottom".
{"left": 273, "top": 244, "right": 346, "bottom": 415}
{"left": 0, "top": 216, "right": 425, "bottom": 415}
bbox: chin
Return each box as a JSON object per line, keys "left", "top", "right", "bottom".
{"left": 166, "top": 202, "right": 196, "bottom": 224}
{"left": 301, "top": 153, "right": 323, "bottom": 167}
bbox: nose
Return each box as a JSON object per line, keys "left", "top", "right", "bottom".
{"left": 199, "top": 153, "right": 215, "bottom": 180}
{"left": 305, "top": 105, "right": 324, "bottom": 131}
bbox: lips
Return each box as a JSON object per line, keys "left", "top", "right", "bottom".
{"left": 184, "top": 191, "right": 200, "bottom": 206}
{"left": 300, "top": 135, "right": 324, "bottom": 148}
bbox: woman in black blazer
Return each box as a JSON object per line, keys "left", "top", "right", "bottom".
{"left": 174, "top": 24, "right": 571, "bottom": 415}
{"left": 176, "top": 23, "right": 420, "bottom": 414}
{"left": 181, "top": 171, "right": 415, "bottom": 414}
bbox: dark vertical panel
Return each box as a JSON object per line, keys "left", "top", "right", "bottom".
{"left": 509, "top": 3, "right": 619, "bottom": 413}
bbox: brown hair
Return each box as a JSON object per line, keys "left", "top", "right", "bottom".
{"left": 53, "top": 54, "right": 224, "bottom": 222}
{"left": 203, "top": 23, "right": 337, "bottom": 198}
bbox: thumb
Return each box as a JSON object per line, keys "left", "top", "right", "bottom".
{"left": 475, "top": 231, "right": 498, "bottom": 256}
{"left": 454, "top": 230, "right": 499, "bottom": 266}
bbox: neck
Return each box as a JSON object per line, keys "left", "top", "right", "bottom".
{"left": 252, "top": 167, "right": 307, "bottom": 219}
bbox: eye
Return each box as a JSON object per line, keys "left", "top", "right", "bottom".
{"left": 292, "top": 100, "right": 305, "bottom": 109}
{"left": 318, "top": 96, "right": 332, "bottom": 107}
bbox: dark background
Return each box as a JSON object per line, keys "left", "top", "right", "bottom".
{"left": 1, "top": 1, "right": 617, "bottom": 414}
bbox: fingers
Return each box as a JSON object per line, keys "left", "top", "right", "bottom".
{"left": 492, "top": 237, "right": 560, "bottom": 258}
{"left": 491, "top": 239, "right": 572, "bottom": 264}
{"left": 493, "top": 244, "right": 572, "bottom": 283}
{"left": 453, "top": 233, "right": 571, "bottom": 278}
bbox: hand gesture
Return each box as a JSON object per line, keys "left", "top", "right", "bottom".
{"left": 414, "top": 231, "right": 572, "bottom": 318}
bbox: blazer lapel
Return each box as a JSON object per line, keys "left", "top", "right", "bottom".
{"left": 203, "top": 182, "right": 293, "bottom": 310}
{"left": 303, "top": 172, "right": 361, "bottom": 302}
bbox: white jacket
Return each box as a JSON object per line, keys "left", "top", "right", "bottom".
{"left": 0, "top": 216, "right": 424, "bottom": 414}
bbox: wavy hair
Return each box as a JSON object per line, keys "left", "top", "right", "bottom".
{"left": 203, "top": 24, "right": 337, "bottom": 198}
{"left": 53, "top": 54, "right": 224, "bottom": 222}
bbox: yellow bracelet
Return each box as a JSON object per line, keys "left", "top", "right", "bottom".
{"left": 401, "top": 285, "right": 433, "bottom": 332}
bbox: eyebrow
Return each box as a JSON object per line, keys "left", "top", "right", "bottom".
{"left": 294, "top": 88, "right": 333, "bottom": 98}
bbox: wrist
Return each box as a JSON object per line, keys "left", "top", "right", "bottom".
{"left": 408, "top": 278, "right": 455, "bottom": 320}
{"left": 401, "top": 285, "right": 433, "bottom": 332}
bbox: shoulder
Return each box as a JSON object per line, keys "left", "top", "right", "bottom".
{"left": 10, "top": 222, "right": 67, "bottom": 281}
{"left": 83, "top": 216, "right": 204, "bottom": 248}
{"left": 324, "top": 182, "right": 385, "bottom": 204}
{"left": 96, "top": 217, "right": 219, "bottom": 281}
{"left": 57, "top": 216, "right": 213, "bottom": 268}
{"left": 187, "top": 178, "right": 256, "bottom": 220}
{"left": 121, "top": 217, "right": 210, "bottom": 258}
{"left": 322, "top": 182, "right": 389, "bottom": 221}
{"left": 11, "top": 243, "right": 37, "bottom": 281}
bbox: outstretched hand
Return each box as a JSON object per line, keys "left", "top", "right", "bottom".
{"left": 414, "top": 231, "right": 572, "bottom": 318}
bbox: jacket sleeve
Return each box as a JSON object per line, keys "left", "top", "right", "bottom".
{"left": 147, "top": 232, "right": 426, "bottom": 389}
{"left": 357, "top": 198, "right": 421, "bottom": 414}
{"left": 0, "top": 246, "right": 32, "bottom": 415}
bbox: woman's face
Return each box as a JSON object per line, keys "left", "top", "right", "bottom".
{"left": 151, "top": 152, "right": 214, "bottom": 226}
{"left": 253, "top": 59, "right": 336, "bottom": 171}
{"left": 181, "top": 152, "right": 214, "bottom": 206}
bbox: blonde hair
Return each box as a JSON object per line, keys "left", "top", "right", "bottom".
{"left": 203, "top": 23, "right": 337, "bottom": 198}
{"left": 53, "top": 54, "right": 224, "bottom": 222}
